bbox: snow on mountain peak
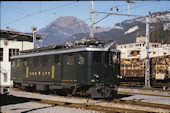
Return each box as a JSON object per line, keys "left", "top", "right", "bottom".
{"left": 124, "top": 25, "right": 139, "bottom": 35}
{"left": 114, "top": 25, "right": 124, "bottom": 30}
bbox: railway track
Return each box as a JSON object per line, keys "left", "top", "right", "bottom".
{"left": 120, "top": 81, "right": 170, "bottom": 90}
{"left": 4, "top": 88, "right": 170, "bottom": 113}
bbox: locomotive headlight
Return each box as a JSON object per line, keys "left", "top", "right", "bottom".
{"left": 94, "top": 74, "right": 100, "bottom": 79}
{"left": 116, "top": 74, "right": 122, "bottom": 79}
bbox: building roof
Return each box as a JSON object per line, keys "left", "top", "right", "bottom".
{"left": 0, "top": 29, "right": 44, "bottom": 42}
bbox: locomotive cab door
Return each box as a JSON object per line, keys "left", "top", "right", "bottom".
{"left": 54, "top": 54, "right": 62, "bottom": 82}
{"left": 103, "top": 52, "right": 120, "bottom": 84}
{"left": 62, "top": 53, "right": 76, "bottom": 83}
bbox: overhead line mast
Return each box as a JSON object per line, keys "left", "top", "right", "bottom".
{"left": 90, "top": 0, "right": 94, "bottom": 38}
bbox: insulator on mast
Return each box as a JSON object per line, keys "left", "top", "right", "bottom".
{"left": 154, "top": 14, "right": 157, "bottom": 18}
{"left": 110, "top": 7, "right": 113, "bottom": 11}
{"left": 95, "top": 26, "right": 100, "bottom": 29}
{"left": 149, "top": 11, "right": 151, "bottom": 17}
{"left": 164, "top": 11, "right": 168, "bottom": 15}
{"left": 159, "top": 12, "right": 162, "bottom": 16}
{"left": 117, "top": 8, "right": 119, "bottom": 12}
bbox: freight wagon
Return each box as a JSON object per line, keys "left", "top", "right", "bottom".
{"left": 120, "top": 55, "right": 170, "bottom": 89}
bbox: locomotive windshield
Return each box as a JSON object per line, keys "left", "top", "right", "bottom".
{"left": 94, "top": 52, "right": 120, "bottom": 64}
{"left": 93, "top": 52, "right": 102, "bottom": 63}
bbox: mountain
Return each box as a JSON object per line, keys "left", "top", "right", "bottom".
{"left": 37, "top": 16, "right": 113, "bottom": 46}
{"left": 37, "top": 16, "right": 89, "bottom": 46}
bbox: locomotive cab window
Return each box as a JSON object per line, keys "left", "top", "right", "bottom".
{"left": 93, "top": 52, "right": 102, "bottom": 63}
{"left": 117, "top": 52, "right": 120, "bottom": 64}
{"left": 67, "top": 54, "right": 74, "bottom": 65}
{"left": 112, "top": 52, "right": 120, "bottom": 64}
{"left": 55, "top": 55, "right": 60, "bottom": 65}
{"left": 105, "top": 52, "right": 110, "bottom": 63}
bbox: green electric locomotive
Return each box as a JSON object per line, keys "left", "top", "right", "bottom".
{"left": 11, "top": 38, "right": 121, "bottom": 98}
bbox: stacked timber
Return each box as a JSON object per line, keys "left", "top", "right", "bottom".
{"left": 151, "top": 55, "right": 170, "bottom": 80}
{"left": 120, "top": 59, "right": 144, "bottom": 78}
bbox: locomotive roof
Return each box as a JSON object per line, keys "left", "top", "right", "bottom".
{"left": 11, "top": 46, "right": 120, "bottom": 59}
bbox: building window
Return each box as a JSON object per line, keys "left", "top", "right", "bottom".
{"left": 55, "top": 55, "right": 60, "bottom": 65}
{"left": 93, "top": 52, "right": 102, "bottom": 63}
{"left": 67, "top": 54, "right": 74, "bottom": 65}
{"left": 0, "top": 48, "right": 3, "bottom": 61}
{"left": 129, "top": 45, "right": 133, "bottom": 48}
{"left": 9, "top": 48, "right": 19, "bottom": 61}
{"left": 79, "top": 54, "right": 84, "bottom": 64}
{"left": 4, "top": 73, "right": 7, "bottom": 82}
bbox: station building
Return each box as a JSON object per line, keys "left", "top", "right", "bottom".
{"left": 0, "top": 29, "right": 43, "bottom": 92}
{"left": 116, "top": 36, "right": 170, "bottom": 61}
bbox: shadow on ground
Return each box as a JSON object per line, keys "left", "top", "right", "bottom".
{"left": 0, "top": 94, "right": 40, "bottom": 106}
{"left": 117, "top": 94, "right": 132, "bottom": 99}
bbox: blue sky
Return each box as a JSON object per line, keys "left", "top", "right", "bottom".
{"left": 1, "top": 1, "right": 170, "bottom": 33}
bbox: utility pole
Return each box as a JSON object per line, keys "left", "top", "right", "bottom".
{"left": 90, "top": 0, "right": 94, "bottom": 38}
{"left": 145, "top": 17, "right": 151, "bottom": 88}
{"left": 32, "top": 27, "right": 37, "bottom": 49}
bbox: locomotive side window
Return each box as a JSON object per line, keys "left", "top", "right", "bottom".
{"left": 67, "top": 54, "right": 74, "bottom": 65}
{"left": 79, "top": 54, "right": 84, "bottom": 64}
{"left": 16, "top": 59, "right": 20, "bottom": 67}
{"left": 11, "top": 60, "right": 15, "bottom": 67}
{"left": 55, "top": 55, "right": 60, "bottom": 65}
{"left": 33, "top": 57, "right": 39, "bottom": 67}
{"left": 42, "top": 56, "right": 48, "bottom": 66}
{"left": 23, "top": 59, "right": 27, "bottom": 67}
{"left": 0, "top": 48, "right": 3, "bottom": 61}
{"left": 93, "top": 52, "right": 102, "bottom": 63}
